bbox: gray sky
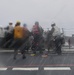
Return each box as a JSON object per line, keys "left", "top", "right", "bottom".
{"left": 0, "top": 0, "right": 74, "bottom": 36}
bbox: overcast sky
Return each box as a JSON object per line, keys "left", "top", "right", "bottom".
{"left": 0, "top": 0, "right": 74, "bottom": 36}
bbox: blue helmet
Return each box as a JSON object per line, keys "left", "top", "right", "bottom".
{"left": 23, "top": 23, "right": 27, "bottom": 27}
{"left": 35, "top": 21, "right": 39, "bottom": 25}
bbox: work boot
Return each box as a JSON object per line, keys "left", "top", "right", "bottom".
{"left": 22, "top": 55, "right": 26, "bottom": 59}
{"left": 13, "top": 56, "right": 16, "bottom": 60}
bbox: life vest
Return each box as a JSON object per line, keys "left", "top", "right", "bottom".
{"left": 23, "top": 27, "right": 29, "bottom": 38}
{"left": 14, "top": 26, "right": 23, "bottom": 39}
{"left": 32, "top": 25, "right": 39, "bottom": 34}
{"left": 52, "top": 26, "right": 61, "bottom": 36}
{"left": 8, "top": 25, "right": 13, "bottom": 33}
{"left": 6, "top": 25, "right": 13, "bottom": 33}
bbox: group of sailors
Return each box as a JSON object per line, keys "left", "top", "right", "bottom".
{"left": 3, "top": 21, "right": 65, "bottom": 59}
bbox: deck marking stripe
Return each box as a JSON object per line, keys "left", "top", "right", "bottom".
{"left": 12, "top": 68, "right": 39, "bottom": 71}
{"left": 44, "top": 67, "right": 71, "bottom": 70}
{"left": 0, "top": 68, "right": 7, "bottom": 70}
